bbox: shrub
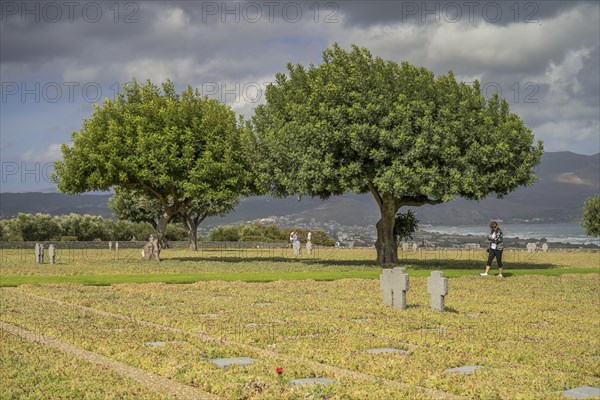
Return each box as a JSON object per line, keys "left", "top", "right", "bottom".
{"left": 208, "top": 226, "right": 241, "bottom": 242}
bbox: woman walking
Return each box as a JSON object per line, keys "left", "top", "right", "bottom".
{"left": 481, "top": 221, "right": 504, "bottom": 277}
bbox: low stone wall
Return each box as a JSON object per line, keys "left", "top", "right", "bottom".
{"left": 0, "top": 241, "right": 299, "bottom": 250}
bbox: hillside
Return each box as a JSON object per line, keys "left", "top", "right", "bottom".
{"left": 1, "top": 151, "right": 598, "bottom": 227}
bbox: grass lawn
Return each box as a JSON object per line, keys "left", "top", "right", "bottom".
{"left": 1, "top": 247, "right": 598, "bottom": 286}
{"left": 1, "top": 247, "right": 599, "bottom": 398}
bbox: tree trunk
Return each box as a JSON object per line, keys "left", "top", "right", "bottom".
{"left": 374, "top": 193, "right": 400, "bottom": 265}
{"left": 185, "top": 218, "right": 199, "bottom": 251}
{"left": 183, "top": 214, "right": 206, "bottom": 251}
{"left": 155, "top": 212, "right": 171, "bottom": 249}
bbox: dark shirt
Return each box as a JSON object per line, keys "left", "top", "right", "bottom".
{"left": 488, "top": 229, "right": 504, "bottom": 251}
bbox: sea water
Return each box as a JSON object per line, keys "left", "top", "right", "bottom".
{"left": 422, "top": 223, "right": 598, "bottom": 245}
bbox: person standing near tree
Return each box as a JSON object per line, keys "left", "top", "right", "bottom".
{"left": 481, "top": 221, "right": 504, "bottom": 277}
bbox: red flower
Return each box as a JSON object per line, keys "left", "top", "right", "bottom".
{"left": 276, "top": 367, "right": 283, "bottom": 375}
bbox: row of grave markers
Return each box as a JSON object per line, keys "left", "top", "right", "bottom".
{"left": 34, "top": 243, "right": 56, "bottom": 264}
{"left": 292, "top": 241, "right": 313, "bottom": 256}
{"left": 380, "top": 268, "right": 448, "bottom": 311}
{"left": 33, "top": 242, "right": 122, "bottom": 264}
{"left": 139, "top": 340, "right": 599, "bottom": 397}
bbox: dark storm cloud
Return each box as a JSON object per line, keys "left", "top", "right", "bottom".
{"left": 0, "top": 0, "right": 598, "bottom": 163}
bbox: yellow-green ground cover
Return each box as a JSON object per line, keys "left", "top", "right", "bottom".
{"left": 1, "top": 329, "right": 175, "bottom": 400}
{"left": 1, "top": 249, "right": 599, "bottom": 398}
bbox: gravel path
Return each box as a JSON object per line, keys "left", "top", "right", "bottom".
{"left": 0, "top": 321, "right": 222, "bottom": 400}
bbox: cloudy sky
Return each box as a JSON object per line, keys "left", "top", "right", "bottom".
{"left": 1, "top": 0, "right": 599, "bottom": 191}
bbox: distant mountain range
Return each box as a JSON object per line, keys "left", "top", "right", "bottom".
{"left": 1, "top": 151, "right": 598, "bottom": 227}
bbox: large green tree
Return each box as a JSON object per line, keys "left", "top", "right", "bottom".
{"left": 54, "top": 79, "right": 253, "bottom": 244}
{"left": 253, "top": 44, "right": 544, "bottom": 264}
{"left": 582, "top": 195, "right": 600, "bottom": 238}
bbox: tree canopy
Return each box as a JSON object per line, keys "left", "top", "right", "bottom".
{"left": 53, "top": 79, "right": 254, "bottom": 243}
{"left": 582, "top": 195, "right": 600, "bottom": 238}
{"left": 252, "top": 44, "right": 544, "bottom": 264}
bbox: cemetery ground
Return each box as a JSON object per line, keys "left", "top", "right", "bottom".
{"left": 1, "top": 248, "right": 599, "bottom": 399}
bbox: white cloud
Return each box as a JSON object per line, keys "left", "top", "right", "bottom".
{"left": 21, "top": 143, "right": 63, "bottom": 162}
{"left": 534, "top": 119, "right": 599, "bottom": 142}
{"left": 545, "top": 47, "right": 593, "bottom": 100}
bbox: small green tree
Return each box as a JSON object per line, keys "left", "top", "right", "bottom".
{"left": 582, "top": 195, "right": 600, "bottom": 237}
{"left": 14, "top": 213, "right": 61, "bottom": 241}
{"left": 208, "top": 226, "right": 241, "bottom": 242}
{"left": 394, "top": 210, "right": 419, "bottom": 244}
{"left": 110, "top": 187, "right": 240, "bottom": 250}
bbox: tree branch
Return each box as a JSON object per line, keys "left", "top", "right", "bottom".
{"left": 367, "top": 182, "right": 383, "bottom": 210}
{"left": 137, "top": 183, "right": 168, "bottom": 207}
{"left": 397, "top": 195, "right": 444, "bottom": 207}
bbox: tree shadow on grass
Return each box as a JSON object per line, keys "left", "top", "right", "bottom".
{"left": 166, "top": 255, "right": 381, "bottom": 267}
{"left": 165, "top": 256, "right": 556, "bottom": 270}
{"left": 406, "top": 259, "right": 556, "bottom": 270}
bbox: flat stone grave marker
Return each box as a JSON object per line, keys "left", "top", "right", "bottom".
{"left": 290, "top": 378, "right": 337, "bottom": 386}
{"left": 562, "top": 386, "right": 600, "bottom": 399}
{"left": 112, "top": 328, "right": 127, "bottom": 332}
{"left": 379, "top": 267, "right": 409, "bottom": 310}
{"left": 144, "top": 341, "right": 184, "bottom": 347}
{"left": 365, "top": 347, "right": 408, "bottom": 355}
{"left": 466, "top": 313, "right": 480, "bottom": 318}
{"left": 209, "top": 357, "right": 257, "bottom": 369}
{"left": 427, "top": 271, "right": 448, "bottom": 311}
{"left": 198, "top": 313, "right": 219, "bottom": 318}
{"left": 303, "top": 333, "right": 320, "bottom": 338}
{"left": 420, "top": 328, "right": 448, "bottom": 334}
{"left": 254, "top": 302, "right": 272, "bottom": 306}
{"left": 445, "top": 365, "right": 484, "bottom": 375}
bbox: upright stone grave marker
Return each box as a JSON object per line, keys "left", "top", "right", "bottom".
{"left": 48, "top": 244, "right": 56, "bottom": 265}
{"left": 427, "top": 271, "right": 448, "bottom": 311}
{"left": 306, "top": 241, "right": 312, "bottom": 256}
{"left": 292, "top": 241, "right": 301, "bottom": 256}
{"left": 526, "top": 243, "right": 537, "bottom": 253}
{"left": 379, "top": 267, "right": 409, "bottom": 310}
{"left": 34, "top": 243, "right": 40, "bottom": 263}
{"left": 109, "top": 241, "right": 113, "bottom": 250}
{"left": 35, "top": 243, "right": 44, "bottom": 264}
{"left": 541, "top": 243, "right": 549, "bottom": 252}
